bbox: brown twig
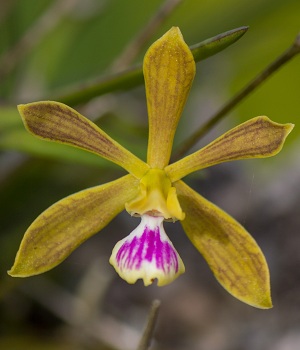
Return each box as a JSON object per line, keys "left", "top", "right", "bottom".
{"left": 137, "top": 300, "right": 161, "bottom": 350}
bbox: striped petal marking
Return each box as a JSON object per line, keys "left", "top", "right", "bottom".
{"left": 109, "top": 215, "right": 185, "bottom": 286}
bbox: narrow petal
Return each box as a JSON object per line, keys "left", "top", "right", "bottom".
{"left": 166, "top": 117, "right": 294, "bottom": 181}
{"left": 175, "top": 180, "right": 272, "bottom": 309}
{"left": 144, "top": 27, "right": 196, "bottom": 169}
{"left": 18, "top": 102, "right": 149, "bottom": 178}
{"left": 110, "top": 215, "right": 185, "bottom": 286}
{"left": 8, "top": 175, "right": 139, "bottom": 277}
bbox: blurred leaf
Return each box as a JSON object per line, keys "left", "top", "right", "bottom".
{"left": 57, "top": 26, "right": 248, "bottom": 105}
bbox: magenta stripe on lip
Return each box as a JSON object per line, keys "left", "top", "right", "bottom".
{"left": 110, "top": 214, "right": 185, "bottom": 286}
{"left": 116, "top": 220, "right": 179, "bottom": 273}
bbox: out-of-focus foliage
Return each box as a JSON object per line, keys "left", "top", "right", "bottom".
{"left": 0, "top": 1, "right": 299, "bottom": 349}
{"left": 1, "top": 1, "right": 299, "bottom": 119}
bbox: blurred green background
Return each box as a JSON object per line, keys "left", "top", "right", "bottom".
{"left": 0, "top": 0, "right": 299, "bottom": 349}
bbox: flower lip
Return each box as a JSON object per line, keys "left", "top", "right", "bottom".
{"left": 109, "top": 214, "right": 185, "bottom": 286}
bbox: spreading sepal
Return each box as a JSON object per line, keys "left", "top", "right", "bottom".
{"left": 144, "top": 27, "right": 196, "bottom": 169}
{"left": 176, "top": 180, "right": 272, "bottom": 309}
{"left": 109, "top": 215, "right": 185, "bottom": 286}
{"left": 8, "top": 175, "right": 139, "bottom": 277}
{"left": 166, "top": 116, "right": 294, "bottom": 181}
{"left": 18, "top": 102, "right": 149, "bottom": 178}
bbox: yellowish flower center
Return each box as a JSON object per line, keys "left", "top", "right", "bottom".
{"left": 125, "top": 169, "right": 185, "bottom": 221}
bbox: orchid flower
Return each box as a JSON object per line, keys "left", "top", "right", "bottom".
{"left": 9, "top": 27, "right": 293, "bottom": 309}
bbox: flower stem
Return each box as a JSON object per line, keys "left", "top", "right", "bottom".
{"left": 174, "top": 32, "right": 300, "bottom": 160}
{"left": 137, "top": 299, "right": 161, "bottom": 350}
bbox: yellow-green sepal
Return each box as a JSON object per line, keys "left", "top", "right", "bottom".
{"left": 8, "top": 175, "right": 139, "bottom": 277}
{"left": 18, "top": 101, "right": 149, "bottom": 178}
{"left": 176, "top": 180, "right": 272, "bottom": 309}
{"left": 144, "top": 27, "right": 196, "bottom": 169}
{"left": 166, "top": 117, "right": 294, "bottom": 181}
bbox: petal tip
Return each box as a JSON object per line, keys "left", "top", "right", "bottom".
{"left": 166, "top": 26, "right": 183, "bottom": 39}
{"left": 222, "top": 276, "right": 273, "bottom": 309}
{"left": 247, "top": 295, "right": 273, "bottom": 309}
{"left": 17, "top": 104, "right": 28, "bottom": 123}
{"left": 285, "top": 122, "right": 295, "bottom": 135}
{"left": 7, "top": 264, "right": 33, "bottom": 278}
{"left": 7, "top": 269, "right": 15, "bottom": 277}
{"left": 17, "top": 103, "right": 25, "bottom": 111}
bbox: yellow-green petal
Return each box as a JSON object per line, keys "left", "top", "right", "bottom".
{"left": 8, "top": 174, "right": 139, "bottom": 277}
{"left": 166, "top": 117, "right": 294, "bottom": 181}
{"left": 144, "top": 27, "right": 196, "bottom": 169}
{"left": 176, "top": 180, "right": 272, "bottom": 309}
{"left": 18, "top": 102, "right": 149, "bottom": 178}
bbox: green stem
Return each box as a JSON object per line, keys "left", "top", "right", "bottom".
{"left": 137, "top": 299, "right": 161, "bottom": 350}
{"left": 174, "top": 32, "right": 300, "bottom": 160}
